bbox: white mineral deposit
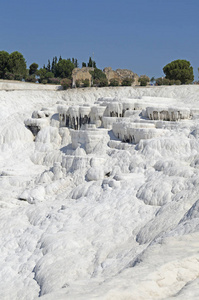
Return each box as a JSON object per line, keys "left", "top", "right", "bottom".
{"left": 0, "top": 83, "right": 199, "bottom": 299}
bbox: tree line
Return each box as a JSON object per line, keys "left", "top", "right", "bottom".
{"left": 0, "top": 51, "right": 195, "bottom": 88}
{"left": 0, "top": 50, "right": 98, "bottom": 84}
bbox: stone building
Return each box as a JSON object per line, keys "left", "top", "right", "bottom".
{"left": 103, "top": 67, "right": 139, "bottom": 86}
{"left": 72, "top": 66, "right": 140, "bottom": 88}
{"left": 72, "top": 67, "right": 94, "bottom": 87}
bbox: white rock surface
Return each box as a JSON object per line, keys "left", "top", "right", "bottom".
{"left": 0, "top": 84, "right": 199, "bottom": 299}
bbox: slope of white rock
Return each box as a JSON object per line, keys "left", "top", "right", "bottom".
{"left": 0, "top": 84, "right": 199, "bottom": 299}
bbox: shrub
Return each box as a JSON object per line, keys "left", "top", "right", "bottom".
{"left": 4, "top": 72, "right": 15, "bottom": 80}
{"left": 98, "top": 77, "right": 108, "bottom": 87}
{"left": 82, "top": 78, "right": 90, "bottom": 87}
{"left": 75, "top": 80, "right": 81, "bottom": 87}
{"left": 41, "top": 79, "right": 48, "bottom": 84}
{"left": 92, "top": 78, "right": 99, "bottom": 86}
{"left": 169, "top": 79, "right": 175, "bottom": 85}
{"left": 25, "top": 75, "right": 37, "bottom": 83}
{"left": 121, "top": 77, "right": 134, "bottom": 86}
{"left": 109, "top": 78, "right": 119, "bottom": 86}
{"left": 162, "top": 78, "right": 170, "bottom": 85}
{"left": 14, "top": 74, "right": 23, "bottom": 81}
{"left": 60, "top": 78, "right": 71, "bottom": 90}
{"left": 155, "top": 77, "right": 165, "bottom": 85}
{"left": 48, "top": 77, "right": 61, "bottom": 84}
{"left": 175, "top": 80, "right": 181, "bottom": 85}
{"left": 138, "top": 75, "right": 150, "bottom": 86}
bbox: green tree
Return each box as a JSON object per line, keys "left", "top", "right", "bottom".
{"left": 138, "top": 75, "right": 150, "bottom": 86}
{"left": 121, "top": 77, "right": 134, "bottom": 86}
{"left": 90, "top": 68, "right": 106, "bottom": 80}
{"left": 163, "top": 59, "right": 194, "bottom": 84}
{"left": 82, "top": 62, "right": 86, "bottom": 67}
{"left": 98, "top": 77, "right": 108, "bottom": 87}
{"left": 87, "top": 57, "right": 96, "bottom": 68}
{"left": 56, "top": 59, "right": 74, "bottom": 78}
{"left": 47, "top": 59, "right": 51, "bottom": 72}
{"left": 29, "top": 63, "right": 38, "bottom": 75}
{"left": 109, "top": 78, "right": 119, "bottom": 86}
{"left": 45, "top": 71, "right": 54, "bottom": 78}
{"left": 51, "top": 57, "right": 55, "bottom": 74}
{"left": 45, "top": 72, "right": 54, "bottom": 82}
{"left": 51, "top": 56, "right": 58, "bottom": 76}
{"left": 7, "top": 51, "right": 27, "bottom": 79}
{"left": 150, "top": 76, "right": 155, "bottom": 84}
{"left": 37, "top": 68, "right": 47, "bottom": 83}
{"left": 72, "top": 58, "right": 78, "bottom": 68}
{"left": 0, "top": 51, "right": 9, "bottom": 78}
{"left": 90, "top": 68, "right": 107, "bottom": 86}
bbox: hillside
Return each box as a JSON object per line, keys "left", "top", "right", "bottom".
{"left": 0, "top": 83, "right": 199, "bottom": 300}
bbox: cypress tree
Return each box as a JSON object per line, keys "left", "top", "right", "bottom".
{"left": 47, "top": 59, "right": 51, "bottom": 72}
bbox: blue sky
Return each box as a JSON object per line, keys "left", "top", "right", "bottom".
{"left": 0, "top": 0, "right": 198, "bottom": 79}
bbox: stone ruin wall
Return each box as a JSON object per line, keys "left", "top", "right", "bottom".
{"left": 103, "top": 67, "right": 139, "bottom": 86}
{"left": 72, "top": 67, "right": 94, "bottom": 87}
{"left": 72, "top": 67, "right": 140, "bottom": 87}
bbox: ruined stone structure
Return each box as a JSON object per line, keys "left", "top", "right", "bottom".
{"left": 72, "top": 67, "right": 139, "bottom": 88}
{"left": 72, "top": 67, "right": 94, "bottom": 87}
{"left": 103, "top": 67, "right": 139, "bottom": 85}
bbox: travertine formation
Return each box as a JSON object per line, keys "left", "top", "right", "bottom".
{"left": 3, "top": 84, "right": 199, "bottom": 300}
{"left": 146, "top": 106, "right": 191, "bottom": 121}
{"left": 25, "top": 95, "right": 194, "bottom": 148}
{"left": 54, "top": 96, "right": 193, "bottom": 146}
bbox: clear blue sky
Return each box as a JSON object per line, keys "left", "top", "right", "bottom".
{"left": 0, "top": 0, "right": 198, "bottom": 79}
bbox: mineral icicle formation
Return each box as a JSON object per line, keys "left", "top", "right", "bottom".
{"left": 26, "top": 95, "right": 194, "bottom": 146}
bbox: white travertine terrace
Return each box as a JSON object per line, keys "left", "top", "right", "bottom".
{"left": 24, "top": 118, "right": 49, "bottom": 136}
{"left": 146, "top": 106, "right": 191, "bottom": 121}
{"left": 2, "top": 85, "right": 199, "bottom": 300}
{"left": 70, "top": 126, "right": 109, "bottom": 154}
{"left": 90, "top": 106, "right": 106, "bottom": 127}
{"left": 56, "top": 96, "right": 193, "bottom": 145}
{"left": 112, "top": 121, "right": 165, "bottom": 143}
